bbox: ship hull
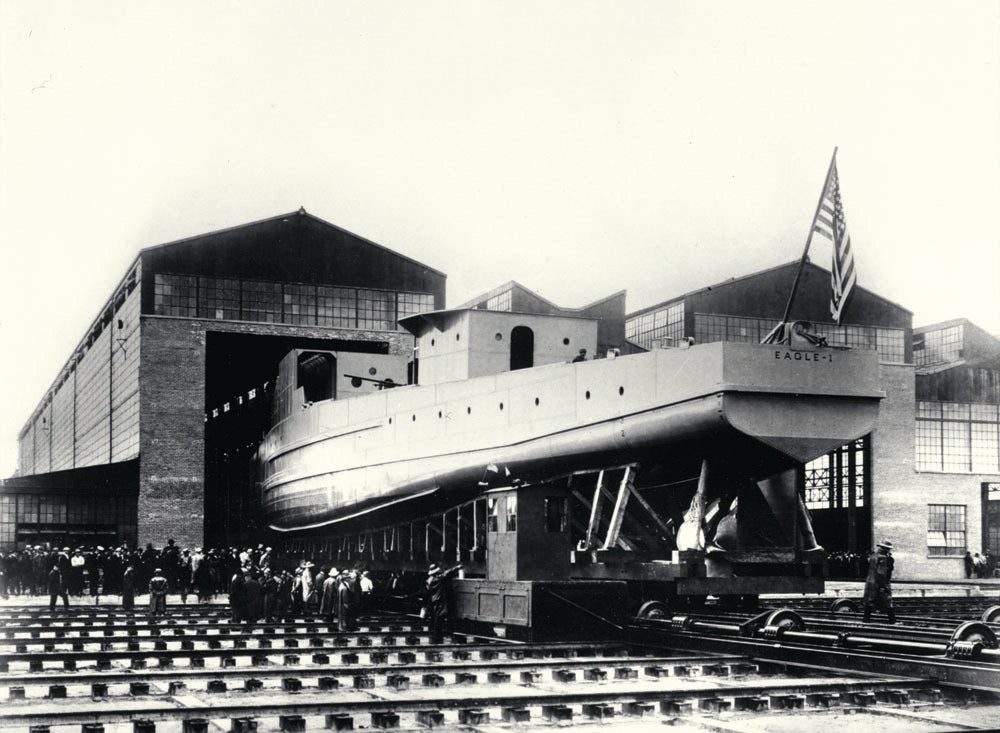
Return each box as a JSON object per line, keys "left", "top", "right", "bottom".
{"left": 260, "top": 341, "right": 883, "bottom": 532}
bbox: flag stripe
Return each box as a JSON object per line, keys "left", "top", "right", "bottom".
{"left": 808, "top": 159, "right": 857, "bottom": 324}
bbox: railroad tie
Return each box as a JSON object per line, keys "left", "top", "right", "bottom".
{"left": 47, "top": 684, "right": 67, "bottom": 699}
{"left": 169, "top": 681, "right": 187, "bottom": 694}
{"left": 520, "top": 670, "right": 542, "bottom": 683}
{"left": 553, "top": 668, "right": 576, "bottom": 683}
{"left": 370, "top": 711, "right": 400, "bottom": 729}
{"left": 875, "top": 689, "right": 910, "bottom": 705}
{"left": 583, "top": 703, "right": 615, "bottom": 721}
{"left": 848, "top": 691, "right": 877, "bottom": 707}
{"left": 284, "top": 654, "right": 300, "bottom": 666}
{"left": 231, "top": 718, "right": 258, "bottom": 733}
{"left": 734, "top": 696, "right": 769, "bottom": 712}
{"left": 387, "top": 674, "right": 410, "bottom": 691}
{"left": 458, "top": 709, "right": 489, "bottom": 725}
{"left": 488, "top": 670, "right": 511, "bottom": 683}
{"left": 415, "top": 709, "right": 445, "bottom": 728}
{"left": 353, "top": 674, "right": 375, "bottom": 689}
{"left": 806, "top": 692, "right": 839, "bottom": 708}
{"left": 318, "top": 676, "right": 339, "bottom": 690}
{"left": 645, "top": 665, "right": 670, "bottom": 678}
{"left": 699, "top": 697, "right": 732, "bottom": 713}
{"left": 624, "top": 701, "right": 656, "bottom": 717}
{"left": 342, "top": 653, "right": 360, "bottom": 664}
{"left": 91, "top": 683, "right": 108, "bottom": 698}
{"left": 542, "top": 704, "right": 573, "bottom": 722}
{"left": 456, "top": 671, "right": 478, "bottom": 685}
{"left": 324, "top": 713, "right": 353, "bottom": 731}
{"left": 244, "top": 678, "right": 264, "bottom": 692}
{"left": 133, "top": 719, "right": 155, "bottom": 733}
{"left": 422, "top": 673, "right": 445, "bottom": 687}
{"left": 502, "top": 707, "right": 531, "bottom": 723}
{"left": 584, "top": 668, "right": 607, "bottom": 681}
{"left": 397, "top": 651, "right": 416, "bottom": 664}
{"left": 279, "top": 715, "right": 306, "bottom": 733}
{"left": 615, "top": 667, "right": 638, "bottom": 680}
{"left": 313, "top": 652, "right": 331, "bottom": 664}
{"left": 282, "top": 678, "right": 303, "bottom": 692}
{"left": 769, "top": 694, "right": 804, "bottom": 710}
{"left": 661, "top": 700, "right": 693, "bottom": 715}
{"left": 370, "top": 651, "right": 389, "bottom": 664}
{"left": 9, "top": 686, "right": 26, "bottom": 700}
{"left": 129, "top": 682, "right": 151, "bottom": 696}
{"left": 182, "top": 720, "right": 209, "bottom": 733}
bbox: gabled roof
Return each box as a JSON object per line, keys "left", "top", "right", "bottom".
{"left": 140, "top": 207, "right": 446, "bottom": 277}
{"left": 626, "top": 259, "right": 913, "bottom": 319}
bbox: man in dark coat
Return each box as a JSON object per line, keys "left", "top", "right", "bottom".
{"left": 48, "top": 565, "right": 69, "bottom": 610}
{"left": 424, "top": 563, "right": 462, "bottom": 641}
{"left": 262, "top": 569, "right": 279, "bottom": 623}
{"left": 244, "top": 572, "right": 262, "bottom": 625}
{"left": 121, "top": 564, "right": 136, "bottom": 611}
{"left": 148, "top": 568, "right": 169, "bottom": 617}
{"left": 863, "top": 540, "right": 895, "bottom": 623}
{"left": 337, "top": 570, "right": 356, "bottom": 632}
{"left": 229, "top": 569, "right": 247, "bottom": 624}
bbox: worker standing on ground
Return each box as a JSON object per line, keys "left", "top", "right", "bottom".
{"left": 121, "top": 563, "right": 136, "bottom": 611}
{"left": 48, "top": 564, "right": 69, "bottom": 610}
{"left": 424, "top": 563, "right": 462, "bottom": 642}
{"left": 862, "top": 540, "right": 895, "bottom": 624}
{"left": 148, "top": 567, "right": 169, "bottom": 618}
{"left": 229, "top": 568, "right": 247, "bottom": 623}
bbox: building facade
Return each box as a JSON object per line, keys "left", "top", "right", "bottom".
{"left": 626, "top": 261, "right": 1000, "bottom": 580}
{"left": 3, "top": 209, "right": 445, "bottom": 550}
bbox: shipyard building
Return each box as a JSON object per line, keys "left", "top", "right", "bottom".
{"left": 2, "top": 210, "right": 445, "bottom": 549}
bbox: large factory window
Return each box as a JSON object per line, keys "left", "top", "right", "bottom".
{"left": 358, "top": 289, "right": 396, "bottom": 330}
{"left": 916, "top": 401, "right": 1000, "bottom": 473}
{"left": 914, "top": 324, "right": 964, "bottom": 367}
{"left": 154, "top": 274, "right": 197, "bottom": 316}
{"left": 510, "top": 327, "right": 534, "bottom": 371}
{"left": 927, "top": 504, "right": 966, "bottom": 556}
{"left": 285, "top": 283, "right": 318, "bottom": 325}
{"left": 199, "top": 278, "right": 240, "bottom": 320}
{"left": 242, "top": 281, "right": 283, "bottom": 322}
{"left": 318, "top": 286, "right": 357, "bottom": 327}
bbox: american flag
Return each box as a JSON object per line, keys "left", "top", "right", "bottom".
{"left": 812, "top": 161, "right": 856, "bottom": 323}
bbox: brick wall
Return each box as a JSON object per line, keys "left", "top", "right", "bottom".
{"left": 138, "top": 315, "right": 414, "bottom": 549}
{"left": 870, "top": 363, "right": 989, "bottom": 580}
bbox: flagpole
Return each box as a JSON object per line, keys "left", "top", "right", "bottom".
{"left": 777, "top": 146, "right": 839, "bottom": 326}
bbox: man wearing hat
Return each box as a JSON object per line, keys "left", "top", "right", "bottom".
{"left": 148, "top": 567, "right": 169, "bottom": 618}
{"left": 424, "top": 563, "right": 462, "bottom": 642}
{"left": 863, "top": 540, "right": 895, "bottom": 623}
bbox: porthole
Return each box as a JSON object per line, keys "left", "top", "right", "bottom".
{"left": 585, "top": 390, "right": 591, "bottom": 400}
{"left": 456, "top": 333, "right": 461, "bottom": 341}
{"left": 467, "top": 406, "right": 471, "bottom": 415}
{"left": 388, "top": 417, "right": 393, "bottom": 424}
{"left": 495, "top": 333, "right": 503, "bottom": 341}
{"left": 619, "top": 386, "right": 625, "bottom": 396}
{"left": 499, "top": 402, "right": 504, "bottom": 411}
{"left": 412, "top": 414, "right": 416, "bottom": 422}
{"left": 368, "top": 367, "right": 377, "bottom": 375}
{"left": 351, "top": 377, "right": 362, "bottom": 388}
{"left": 534, "top": 397, "right": 540, "bottom": 406}
{"left": 431, "top": 338, "right": 435, "bottom": 346}
{"left": 438, "top": 411, "right": 443, "bottom": 418}
{"left": 562, "top": 337, "right": 570, "bottom": 345}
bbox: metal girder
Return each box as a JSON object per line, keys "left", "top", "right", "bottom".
{"left": 601, "top": 466, "right": 635, "bottom": 551}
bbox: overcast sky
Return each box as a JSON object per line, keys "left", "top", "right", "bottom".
{"left": 1, "top": 1, "right": 998, "bottom": 477}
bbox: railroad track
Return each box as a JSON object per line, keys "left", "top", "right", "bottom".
{"left": 3, "top": 602, "right": 1000, "bottom": 732}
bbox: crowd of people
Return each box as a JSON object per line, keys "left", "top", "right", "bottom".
{"left": 0, "top": 540, "right": 465, "bottom": 639}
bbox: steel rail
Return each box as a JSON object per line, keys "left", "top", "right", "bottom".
{"left": 0, "top": 675, "right": 936, "bottom": 728}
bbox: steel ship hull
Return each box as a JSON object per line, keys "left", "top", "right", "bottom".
{"left": 260, "top": 341, "right": 883, "bottom": 532}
